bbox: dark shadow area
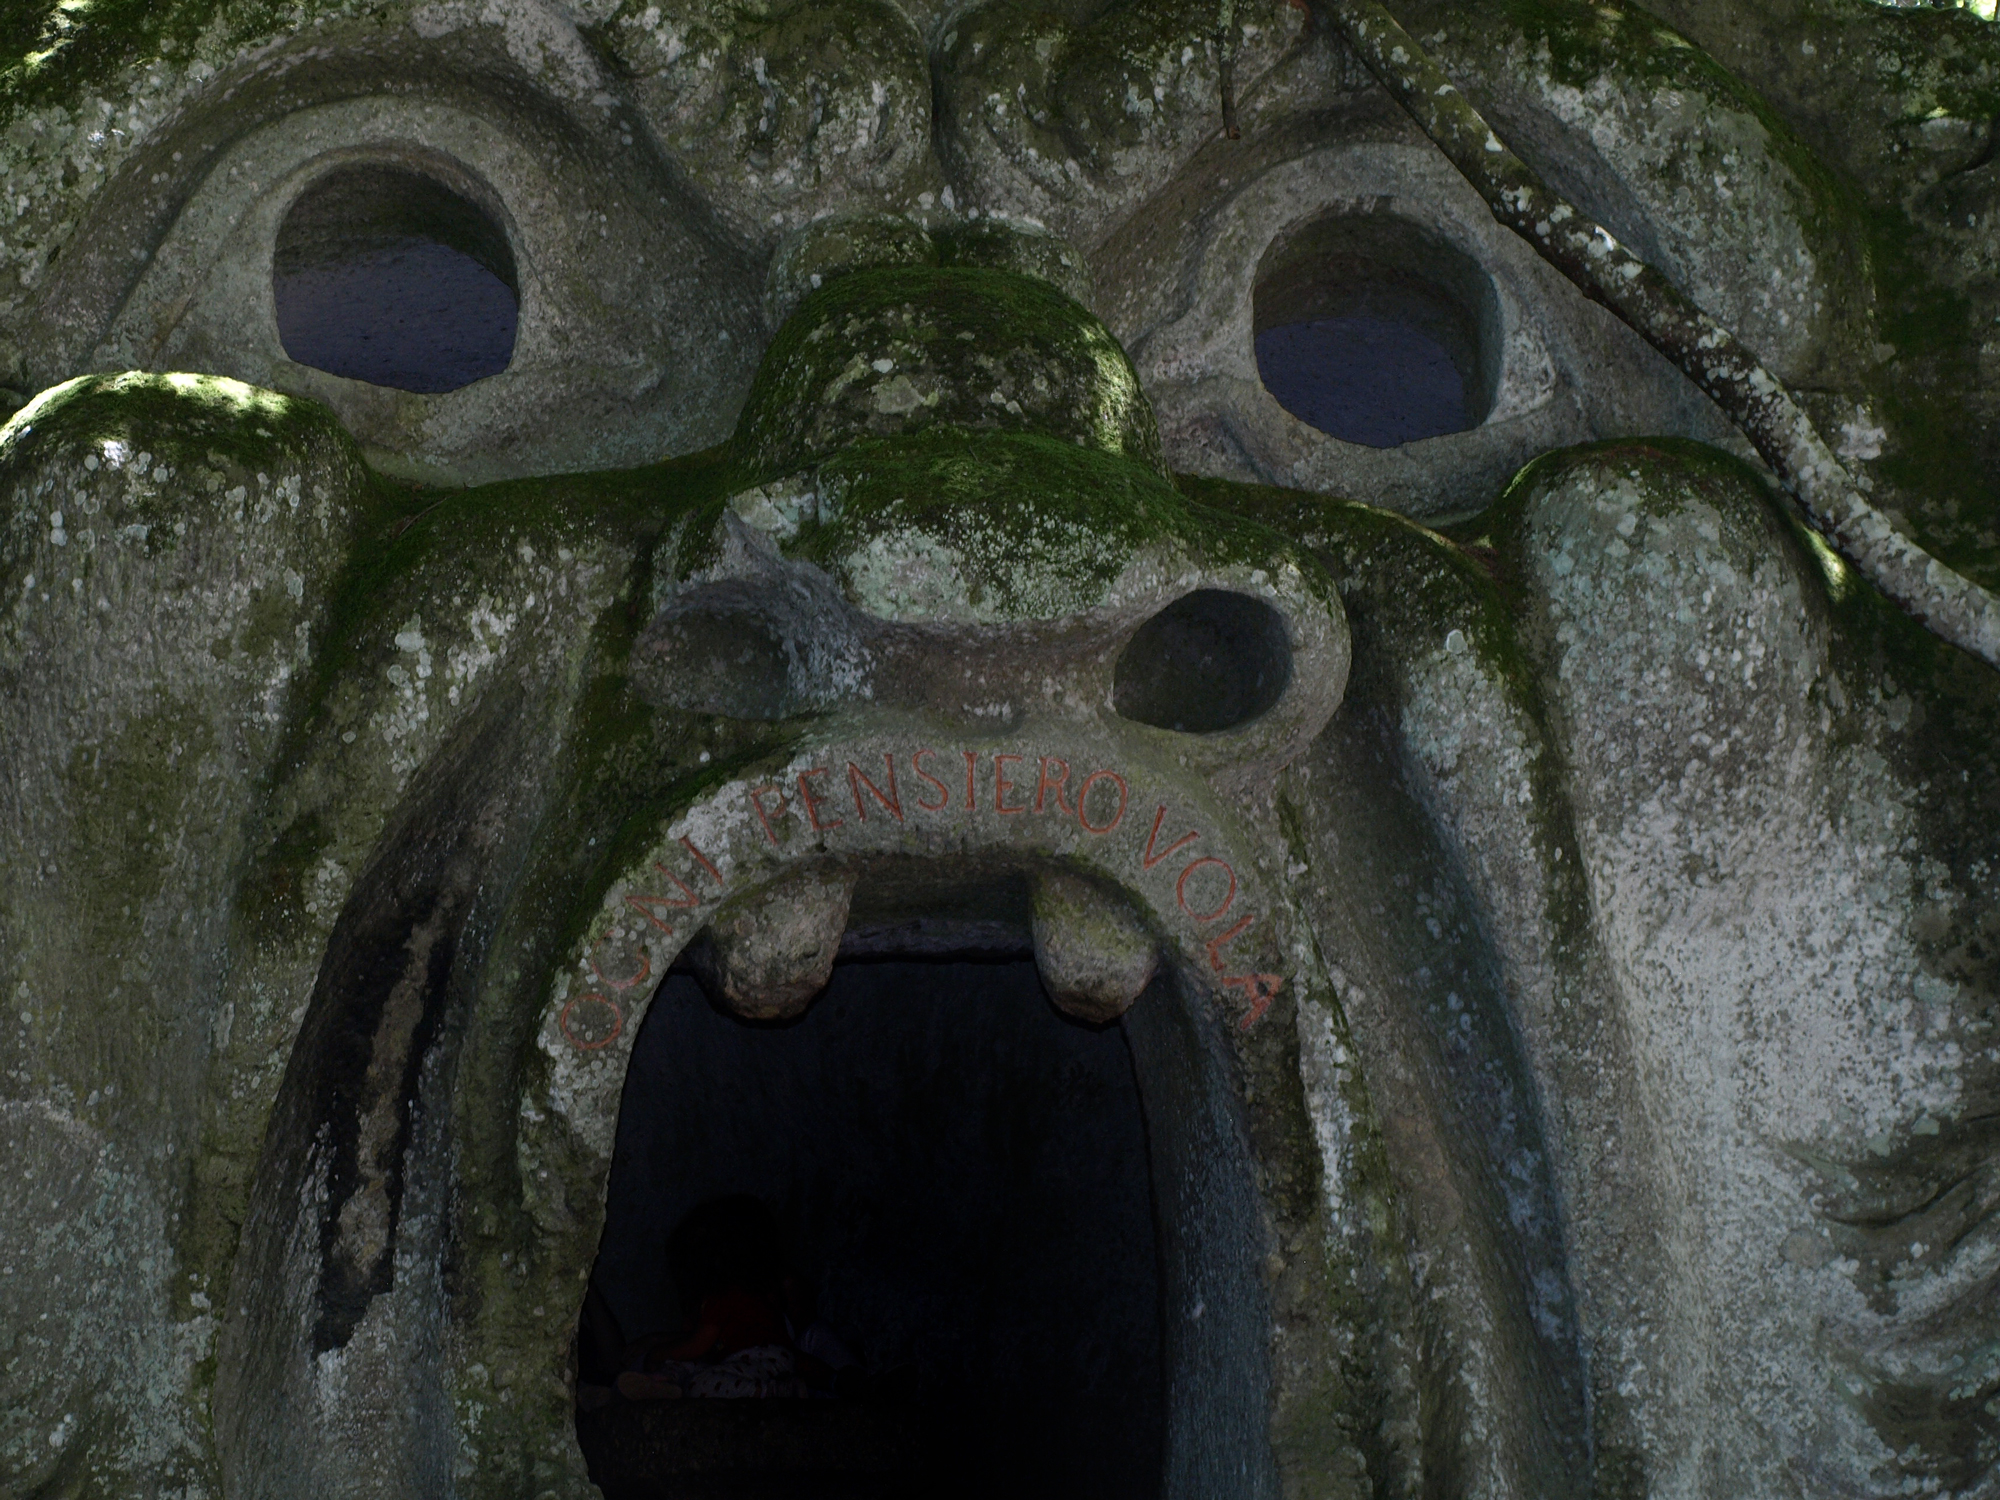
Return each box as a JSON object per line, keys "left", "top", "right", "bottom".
{"left": 1113, "top": 588, "right": 1291, "bottom": 734}
{"left": 578, "top": 959, "right": 1164, "bottom": 1500}
{"left": 1254, "top": 208, "right": 1499, "bottom": 448}
{"left": 274, "top": 164, "right": 518, "bottom": 394}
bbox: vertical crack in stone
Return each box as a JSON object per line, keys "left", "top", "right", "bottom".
{"left": 300, "top": 700, "right": 526, "bottom": 1355}
{"left": 321, "top": 900, "right": 459, "bottom": 1343}
{"left": 309, "top": 883, "right": 465, "bottom": 1355}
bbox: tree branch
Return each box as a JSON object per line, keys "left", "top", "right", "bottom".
{"left": 1320, "top": 0, "right": 2000, "bottom": 671}
{"left": 1217, "top": 0, "right": 1242, "bottom": 139}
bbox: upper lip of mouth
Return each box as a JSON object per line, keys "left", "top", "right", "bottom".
{"left": 678, "top": 850, "right": 1170, "bottom": 1026}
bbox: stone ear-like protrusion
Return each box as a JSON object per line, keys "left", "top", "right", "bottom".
{"left": 1030, "top": 870, "right": 1158, "bottom": 1024}
{"left": 690, "top": 867, "right": 857, "bottom": 1021}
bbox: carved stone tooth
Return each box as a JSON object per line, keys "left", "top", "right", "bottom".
{"left": 690, "top": 867, "right": 856, "bottom": 1020}
{"left": 1030, "top": 869, "right": 1158, "bottom": 1023}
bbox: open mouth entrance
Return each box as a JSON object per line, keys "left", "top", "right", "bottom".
{"left": 575, "top": 955, "right": 1167, "bottom": 1499}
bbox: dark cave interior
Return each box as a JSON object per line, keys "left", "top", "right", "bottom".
{"left": 577, "top": 959, "right": 1166, "bottom": 1500}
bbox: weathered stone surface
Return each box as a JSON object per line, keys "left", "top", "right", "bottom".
{"left": 1230, "top": 476, "right": 1590, "bottom": 1497}
{"left": 1480, "top": 441, "right": 2000, "bottom": 1492}
{"left": 764, "top": 212, "right": 940, "bottom": 331}
{"left": 936, "top": 0, "right": 1323, "bottom": 250}
{"left": 1, "top": 2, "right": 1998, "bottom": 1497}
{"left": 1393, "top": 0, "right": 1876, "bottom": 387}
{"left": 605, "top": 0, "right": 943, "bottom": 243}
{"left": 733, "top": 264, "right": 1166, "bottom": 481}
{"left": 0, "top": 372, "right": 370, "bottom": 1493}
{"left": 688, "top": 864, "right": 857, "bottom": 1019}
{"left": 0, "top": 1100, "right": 194, "bottom": 1494}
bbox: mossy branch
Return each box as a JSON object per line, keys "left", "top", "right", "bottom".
{"left": 1217, "top": 0, "right": 1242, "bottom": 138}
{"left": 1319, "top": 0, "right": 2000, "bottom": 672}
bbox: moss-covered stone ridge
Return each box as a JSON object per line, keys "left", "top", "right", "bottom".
{"left": 731, "top": 264, "right": 1167, "bottom": 483}
{"left": 763, "top": 211, "right": 1096, "bottom": 331}
{"left": 790, "top": 429, "right": 1254, "bottom": 623}
{"left": 204, "top": 450, "right": 737, "bottom": 1497}
{"left": 1190, "top": 471, "right": 1596, "bottom": 1495}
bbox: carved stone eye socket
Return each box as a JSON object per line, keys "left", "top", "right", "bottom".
{"left": 1113, "top": 589, "right": 1292, "bottom": 734}
{"left": 1253, "top": 208, "right": 1501, "bottom": 448}
{"left": 274, "top": 165, "right": 518, "bottom": 394}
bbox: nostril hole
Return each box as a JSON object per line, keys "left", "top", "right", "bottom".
{"left": 275, "top": 164, "right": 518, "bottom": 395}
{"left": 1113, "top": 589, "right": 1291, "bottom": 734}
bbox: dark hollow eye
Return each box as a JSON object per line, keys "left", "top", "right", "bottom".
{"left": 1253, "top": 209, "right": 1499, "bottom": 449}
{"left": 275, "top": 164, "right": 518, "bottom": 395}
{"left": 1113, "top": 589, "right": 1291, "bottom": 734}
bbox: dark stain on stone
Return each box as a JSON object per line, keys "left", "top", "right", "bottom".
{"left": 293, "top": 694, "right": 528, "bottom": 1353}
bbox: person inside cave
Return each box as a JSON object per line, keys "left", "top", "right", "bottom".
{"left": 610, "top": 1194, "right": 809, "bottom": 1401}
{"left": 578, "top": 1193, "right": 886, "bottom": 1405}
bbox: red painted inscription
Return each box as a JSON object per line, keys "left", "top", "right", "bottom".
{"left": 848, "top": 755, "right": 903, "bottom": 822}
{"left": 1075, "top": 770, "right": 1128, "bottom": 835}
{"left": 1035, "top": 756, "right": 1072, "bottom": 814}
{"left": 993, "top": 753, "right": 1027, "bottom": 814}
{"left": 561, "top": 992, "right": 623, "bottom": 1050}
{"left": 797, "top": 767, "right": 843, "bottom": 831}
{"left": 912, "top": 749, "right": 951, "bottom": 810}
{"left": 573, "top": 750, "right": 1290, "bottom": 1051}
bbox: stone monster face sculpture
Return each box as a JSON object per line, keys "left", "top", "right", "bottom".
{"left": 3, "top": 0, "right": 1998, "bottom": 1495}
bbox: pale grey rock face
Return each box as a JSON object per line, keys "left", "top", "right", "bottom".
{"left": 1504, "top": 450, "right": 1996, "bottom": 1493}
{"left": 1, "top": 2, "right": 1996, "bottom": 1498}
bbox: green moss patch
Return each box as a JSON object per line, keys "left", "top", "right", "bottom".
{"left": 790, "top": 428, "right": 1185, "bottom": 618}
{"left": 740, "top": 428, "right": 1336, "bottom": 623}
{"left": 293, "top": 443, "right": 733, "bottom": 725}
{"left": 2, "top": 0, "right": 344, "bottom": 114}
{"left": 1855, "top": 199, "right": 2000, "bottom": 593}
{"left": 732, "top": 265, "right": 1163, "bottom": 482}
{"left": 1, "top": 370, "right": 361, "bottom": 479}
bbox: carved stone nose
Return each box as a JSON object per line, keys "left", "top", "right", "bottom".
{"left": 632, "top": 216, "right": 1349, "bottom": 784}
{"left": 637, "top": 234, "right": 1345, "bottom": 1025}
{"left": 639, "top": 496, "right": 1349, "bottom": 801}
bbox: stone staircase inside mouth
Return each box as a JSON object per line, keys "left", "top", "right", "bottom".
{"left": 576, "top": 1398, "right": 933, "bottom": 1499}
